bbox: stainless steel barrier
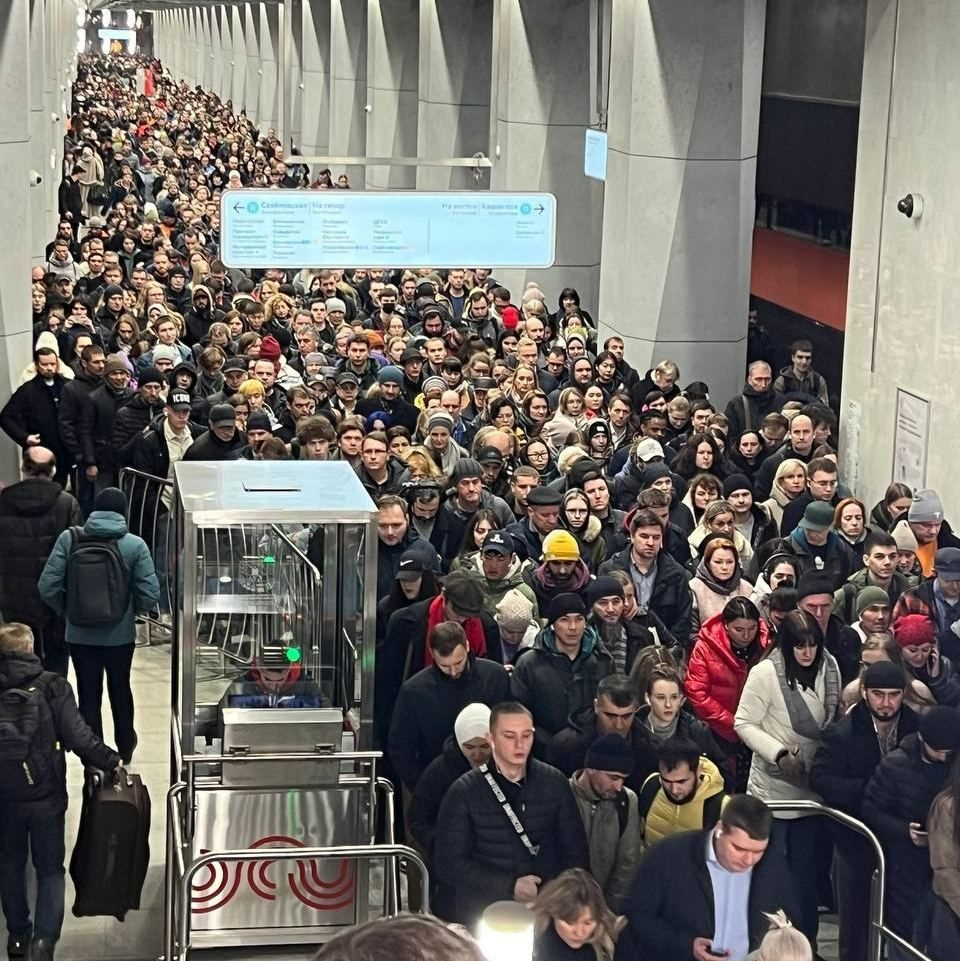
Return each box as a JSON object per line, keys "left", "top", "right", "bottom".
{"left": 165, "top": 714, "right": 412, "bottom": 960}
{"left": 174, "top": 845, "right": 429, "bottom": 961}
{"left": 764, "top": 800, "right": 934, "bottom": 961}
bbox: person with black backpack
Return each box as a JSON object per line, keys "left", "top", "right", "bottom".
{"left": 0, "top": 621, "right": 121, "bottom": 961}
{"left": 569, "top": 733, "right": 643, "bottom": 912}
{"left": 37, "top": 487, "right": 159, "bottom": 765}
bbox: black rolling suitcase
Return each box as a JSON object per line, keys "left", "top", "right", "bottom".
{"left": 69, "top": 768, "right": 151, "bottom": 920}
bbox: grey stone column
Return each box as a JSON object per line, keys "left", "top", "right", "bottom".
{"left": 596, "top": 0, "right": 766, "bottom": 403}
{"left": 416, "top": 0, "right": 492, "bottom": 191}
{"left": 364, "top": 0, "right": 419, "bottom": 189}
{"left": 329, "top": 0, "right": 367, "bottom": 186}
{"left": 0, "top": 0, "right": 34, "bottom": 480}
{"left": 489, "top": 0, "right": 601, "bottom": 308}
{"left": 299, "top": 0, "right": 331, "bottom": 159}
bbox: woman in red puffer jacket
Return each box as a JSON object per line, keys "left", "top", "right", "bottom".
{"left": 685, "top": 596, "right": 770, "bottom": 790}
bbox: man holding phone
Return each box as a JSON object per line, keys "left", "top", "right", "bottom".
{"left": 624, "top": 794, "right": 800, "bottom": 961}
{"left": 862, "top": 706, "right": 960, "bottom": 957}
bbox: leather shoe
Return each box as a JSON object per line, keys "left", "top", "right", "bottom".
{"left": 32, "top": 938, "right": 55, "bottom": 961}
{"left": 7, "top": 935, "right": 29, "bottom": 959}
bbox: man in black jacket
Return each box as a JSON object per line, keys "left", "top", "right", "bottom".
{"left": 376, "top": 571, "right": 502, "bottom": 748}
{"left": 862, "top": 707, "right": 960, "bottom": 950}
{"left": 434, "top": 702, "right": 589, "bottom": 924}
{"left": 511, "top": 593, "right": 614, "bottom": 754}
{"left": 110, "top": 366, "right": 166, "bottom": 469}
{"left": 76, "top": 357, "right": 133, "bottom": 493}
{"left": 0, "top": 349, "right": 70, "bottom": 487}
{"left": 182, "top": 404, "right": 244, "bottom": 461}
{"left": 0, "top": 449, "right": 81, "bottom": 676}
{"left": 599, "top": 508, "right": 694, "bottom": 649}
{"left": 387, "top": 623, "right": 509, "bottom": 793}
{"left": 0, "top": 622, "right": 121, "bottom": 961}
{"left": 624, "top": 794, "right": 799, "bottom": 961}
{"left": 57, "top": 344, "right": 104, "bottom": 516}
{"left": 810, "top": 662, "right": 920, "bottom": 961}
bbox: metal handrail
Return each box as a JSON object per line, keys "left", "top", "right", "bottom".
{"left": 175, "top": 845, "right": 429, "bottom": 961}
{"left": 165, "top": 782, "right": 188, "bottom": 961}
{"left": 764, "top": 800, "right": 933, "bottom": 961}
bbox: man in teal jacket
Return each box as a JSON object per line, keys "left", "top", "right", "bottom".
{"left": 38, "top": 487, "right": 159, "bottom": 764}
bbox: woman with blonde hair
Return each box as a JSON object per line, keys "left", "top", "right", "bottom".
{"left": 403, "top": 446, "right": 444, "bottom": 480}
{"left": 531, "top": 868, "right": 623, "bottom": 960}
{"left": 749, "top": 910, "right": 812, "bottom": 961}
{"left": 760, "top": 459, "right": 808, "bottom": 531}
{"left": 689, "top": 499, "right": 755, "bottom": 569}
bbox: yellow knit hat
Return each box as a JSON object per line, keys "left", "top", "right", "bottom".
{"left": 541, "top": 530, "right": 581, "bottom": 563}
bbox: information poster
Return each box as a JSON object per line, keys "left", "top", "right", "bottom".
{"left": 892, "top": 389, "right": 930, "bottom": 490}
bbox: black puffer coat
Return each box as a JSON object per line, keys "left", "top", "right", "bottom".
{"left": 434, "top": 758, "right": 589, "bottom": 924}
{"left": 0, "top": 652, "right": 120, "bottom": 815}
{"left": 408, "top": 735, "right": 471, "bottom": 854}
{"left": 862, "top": 733, "right": 952, "bottom": 939}
{"left": 0, "top": 479, "right": 81, "bottom": 627}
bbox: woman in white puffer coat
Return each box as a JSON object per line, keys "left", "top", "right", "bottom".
{"left": 735, "top": 610, "right": 840, "bottom": 950}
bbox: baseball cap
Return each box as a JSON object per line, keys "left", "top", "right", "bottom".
{"left": 167, "top": 390, "right": 192, "bottom": 411}
{"left": 635, "top": 438, "right": 664, "bottom": 462}
{"left": 476, "top": 446, "right": 505, "bottom": 466}
{"left": 799, "top": 501, "right": 835, "bottom": 533}
{"left": 935, "top": 548, "right": 960, "bottom": 582}
{"left": 441, "top": 570, "right": 486, "bottom": 618}
{"left": 209, "top": 404, "right": 236, "bottom": 427}
{"left": 395, "top": 549, "right": 428, "bottom": 581}
{"left": 335, "top": 371, "right": 360, "bottom": 387}
{"left": 481, "top": 531, "right": 514, "bottom": 556}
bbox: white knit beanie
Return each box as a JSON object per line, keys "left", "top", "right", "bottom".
{"left": 496, "top": 589, "right": 535, "bottom": 631}
{"left": 454, "top": 704, "right": 491, "bottom": 746}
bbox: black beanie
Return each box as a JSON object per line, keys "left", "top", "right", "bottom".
{"left": 796, "top": 573, "right": 835, "bottom": 601}
{"left": 94, "top": 486, "right": 127, "bottom": 516}
{"left": 585, "top": 576, "right": 625, "bottom": 608}
{"left": 548, "top": 592, "right": 587, "bottom": 623}
{"left": 640, "top": 462, "right": 672, "bottom": 487}
{"left": 567, "top": 457, "right": 604, "bottom": 491}
{"left": 920, "top": 706, "right": 960, "bottom": 751}
{"left": 862, "top": 661, "right": 906, "bottom": 691}
{"left": 585, "top": 734, "right": 634, "bottom": 776}
{"left": 723, "top": 473, "right": 753, "bottom": 497}
{"left": 138, "top": 366, "right": 165, "bottom": 388}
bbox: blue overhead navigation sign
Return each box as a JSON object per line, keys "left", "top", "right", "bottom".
{"left": 220, "top": 190, "right": 557, "bottom": 269}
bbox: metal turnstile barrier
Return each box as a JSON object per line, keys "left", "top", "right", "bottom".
{"left": 764, "top": 800, "right": 934, "bottom": 961}
{"left": 119, "top": 467, "right": 174, "bottom": 640}
{"left": 164, "top": 717, "right": 424, "bottom": 960}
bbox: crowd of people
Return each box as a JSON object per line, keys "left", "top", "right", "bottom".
{"left": 5, "top": 50, "right": 960, "bottom": 961}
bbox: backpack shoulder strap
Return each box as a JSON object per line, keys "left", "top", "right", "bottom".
{"left": 741, "top": 396, "right": 753, "bottom": 433}
{"left": 617, "top": 790, "right": 629, "bottom": 837}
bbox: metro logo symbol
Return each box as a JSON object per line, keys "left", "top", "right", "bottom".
{"left": 245, "top": 201, "right": 260, "bottom": 214}
{"left": 192, "top": 836, "right": 356, "bottom": 914}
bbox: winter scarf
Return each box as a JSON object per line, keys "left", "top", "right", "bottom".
{"left": 424, "top": 594, "right": 486, "bottom": 666}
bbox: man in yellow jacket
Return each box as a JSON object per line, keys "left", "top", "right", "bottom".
{"left": 638, "top": 736, "right": 726, "bottom": 844}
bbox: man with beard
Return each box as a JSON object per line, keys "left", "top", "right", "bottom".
{"left": 587, "top": 575, "right": 661, "bottom": 674}
{"left": 811, "top": 662, "right": 919, "bottom": 961}
{"left": 570, "top": 734, "right": 642, "bottom": 912}
{"left": 862, "top": 705, "right": 960, "bottom": 955}
{"left": 523, "top": 530, "right": 592, "bottom": 613}
{"left": 387, "top": 622, "right": 509, "bottom": 794}
{"left": 355, "top": 366, "right": 419, "bottom": 434}
{"left": 637, "top": 737, "right": 727, "bottom": 845}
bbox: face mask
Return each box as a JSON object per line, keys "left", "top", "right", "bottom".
{"left": 382, "top": 302, "right": 396, "bottom": 314}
